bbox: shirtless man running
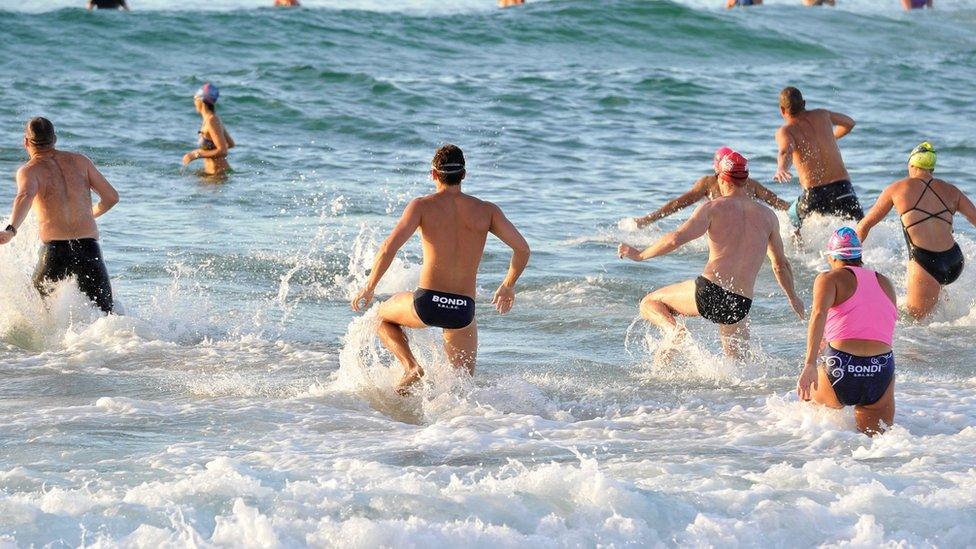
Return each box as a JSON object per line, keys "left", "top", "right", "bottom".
{"left": 634, "top": 146, "right": 788, "bottom": 228}
{"left": 774, "top": 87, "right": 862, "bottom": 228}
{"left": 0, "top": 118, "right": 119, "bottom": 313}
{"left": 351, "top": 145, "right": 531, "bottom": 394}
{"left": 619, "top": 152, "right": 804, "bottom": 357}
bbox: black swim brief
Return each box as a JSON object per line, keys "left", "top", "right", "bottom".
{"left": 797, "top": 179, "right": 864, "bottom": 224}
{"left": 413, "top": 288, "right": 475, "bottom": 330}
{"left": 822, "top": 346, "right": 894, "bottom": 407}
{"left": 694, "top": 276, "right": 752, "bottom": 325}
{"left": 910, "top": 242, "right": 964, "bottom": 286}
{"left": 33, "top": 239, "right": 114, "bottom": 313}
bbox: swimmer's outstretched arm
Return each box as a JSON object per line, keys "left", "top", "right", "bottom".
{"left": 619, "top": 202, "right": 710, "bottom": 261}
{"left": 774, "top": 127, "right": 795, "bottom": 183}
{"left": 351, "top": 199, "right": 421, "bottom": 312}
{"left": 0, "top": 167, "right": 39, "bottom": 245}
{"left": 829, "top": 111, "right": 856, "bottom": 140}
{"left": 856, "top": 185, "right": 895, "bottom": 243}
{"left": 766, "top": 217, "right": 804, "bottom": 319}
{"left": 87, "top": 157, "right": 119, "bottom": 218}
{"left": 488, "top": 203, "right": 531, "bottom": 314}
{"left": 752, "top": 180, "right": 790, "bottom": 210}
{"left": 799, "top": 273, "right": 836, "bottom": 400}
{"left": 634, "top": 177, "right": 709, "bottom": 228}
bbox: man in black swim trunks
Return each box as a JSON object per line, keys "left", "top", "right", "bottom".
{"left": 88, "top": 0, "right": 129, "bottom": 10}
{"left": 0, "top": 118, "right": 119, "bottom": 313}
{"left": 618, "top": 152, "right": 804, "bottom": 358}
{"left": 351, "top": 145, "right": 530, "bottom": 395}
{"left": 774, "top": 87, "right": 862, "bottom": 229}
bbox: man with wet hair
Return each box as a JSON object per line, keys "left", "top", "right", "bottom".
{"left": 0, "top": 117, "right": 119, "bottom": 313}
{"left": 619, "top": 152, "right": 804, "bottom": 358}
{"left": 774, "top": 86, "right": 862, "bottom": 228}
{"left": 87, "top": 0, "right": 129, "bottom": 10}
{"left": 351, "top": 144, "right": 531, "bottom": 395}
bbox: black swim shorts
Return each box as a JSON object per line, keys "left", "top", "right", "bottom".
{"left": 413, "top": 288, "right": 475, "bottom": 330}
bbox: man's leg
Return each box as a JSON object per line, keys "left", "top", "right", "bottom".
{"left": 639, "top": 279, "right": 699, "bottom": 329}
{"left": 75, "top": 243, "right": 114, "bottom": 314}
{"left": 718, "top": 319, "right": 750, "bottom": 359}
{"left": 443, "top": 320, "right": 478, "bottom": 376}
{"left": 905, "top": 260, "right": 942, "bottom": 320}
{"left": 31, "top": 244, "right": 68, "bottom": 302}
{"left": 376, "top": 292, "right": 427, "bottom": 395}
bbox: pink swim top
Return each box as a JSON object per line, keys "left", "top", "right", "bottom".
{"left": 824, "top": 267, "right": 897, "bottom": 345}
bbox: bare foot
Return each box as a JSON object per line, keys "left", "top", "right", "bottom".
{"left": 653, "top": 325, "right": 688, "bottom": 365}
{"left": 395, "top": 367, "right": 424, "bottom": 396}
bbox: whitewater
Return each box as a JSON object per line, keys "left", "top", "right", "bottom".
{"left": 1, "top": 0, "right": 976, "bottom": 546}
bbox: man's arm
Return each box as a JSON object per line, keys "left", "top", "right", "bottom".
{"left": 798, "top": 273, "right": 836, "bottom": 401}
{"left": 828, "top": 110, "right": 855, "bottom": 140}
{"left": 774, "top": 127, "right": 795, "bottom": 183}
{"left": 351, "top": 199, "right": 422, "bottom": 311}
{"left": 619, "top": 202, "right": 710, "bottom": 261}
{"left": 752, "top": 180, "right": 790, "bottom": 210}
{"left": 489, "top": 203, "right": 531, "bottom": 314}
{"left": 766, "top": 216, "right": 804, "bottom": 319}
{"left": 856, "top": 184, "right": 895, "bottom": 243}
{"left": 635, "top": 178, "right": 709, "bottom": 227}
{"left": 86, "top": 157, "right": 119, "bottom": 218}
{"left": 0, "top": 167, "right": 40, "bottom": 245}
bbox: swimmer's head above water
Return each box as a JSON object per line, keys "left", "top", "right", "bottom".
{"left": 24, "top": 116, "right": 56, "bottom": 152}
{"left": 713, "top": 146, "right": 734, "bottom": 173}
{"left": 825, "top": 226, "right": 863, "bottom": 262}
{"left": 909, "top": 141, "right": 936, "bottom": 171}
{"left": 779, "top": 86, "right": 806, "bottom": 118}
{"left": 431, "top": 144, "right": 466, "bottom": 185}
{"left": 717, "top": 151, "right": 749, "bottom": 185}
{"left": 194, "top": 83, "right": 219, "bottom": 112}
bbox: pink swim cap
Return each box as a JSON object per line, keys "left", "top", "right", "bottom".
{"left": 826, "top": 227, "right": 863, "bottom": 260}
{"left": 718, "top": 151, "right": 749, "bottom": 185}
{"left": 713, "top": 146, "right": 734, "bottom": 173}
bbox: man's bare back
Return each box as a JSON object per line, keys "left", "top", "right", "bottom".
{"left": 777, "top": 109, "right": 850, "bottom": 189}
{"left": 21, "top": 151, "right": 104, "bottom": 242}
{"left": 619, "top": 151, "right": 802, "bottom": 358}
{"left": 700, "top": 195, "right": 779, "bottom": 298}
{"left": 414, "top": 192, "right": 495, "bottom": 297}
{"left": 1, "top": 118, "right": 119, "bottom": 313}
{"left": 351, "top": 144, "right": 530, "bottom": 394}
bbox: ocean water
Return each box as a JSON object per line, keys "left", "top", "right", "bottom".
{"left": 2, "top": 0, "right": 976, "bottom": 546}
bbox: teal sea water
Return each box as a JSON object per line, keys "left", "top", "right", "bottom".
{"left": 2, "top": 0, "right": 976, "bottom": 546}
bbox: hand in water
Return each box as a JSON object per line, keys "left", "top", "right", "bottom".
{"left": 796, "top": 363, "right": 818, "bottom": 401}
{"left": 182, "top": 152, "right": 197, "bottom": 165}
{"left": 633, "top": 216, "right": 652, "bottom": 229}
{"left": 774, "top": 169, "right": 793, "bottom": 183}
{"left": 350, "top": 287, "right": 374, "bottom": 312}
{"left": 492, "top": 285, "right": 516, "bottom": 314}
{"left": 617, "top": 244, "right": 642, "bottom": 261}
{"left": 0, "top": 230, "right": 12, "bottom": 245}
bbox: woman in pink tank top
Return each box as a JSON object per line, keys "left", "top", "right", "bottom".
{"left": 798, "top": 227, "right": 898, "bottom": 436}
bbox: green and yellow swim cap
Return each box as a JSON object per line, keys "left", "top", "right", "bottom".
{"left": 909, "top": 141, "right": 937, "bottom": 171}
